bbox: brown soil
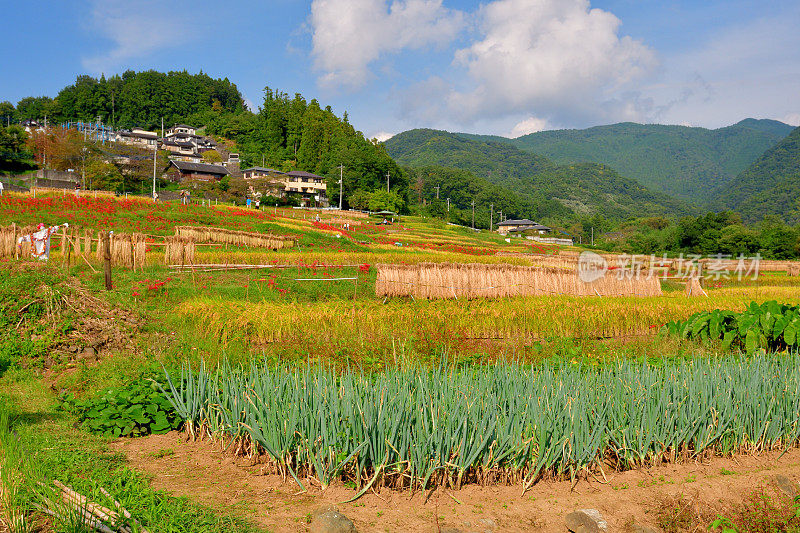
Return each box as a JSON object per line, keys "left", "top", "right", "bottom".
{"left": 111, "top": 433, "right": 800, "bottom": 532}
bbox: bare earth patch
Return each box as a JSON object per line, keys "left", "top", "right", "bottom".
{"left": 111, "top": 432, "right": 800, "bottom": 532}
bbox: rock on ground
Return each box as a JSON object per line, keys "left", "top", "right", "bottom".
{"left": 631, "top": 524, "right": 660, "bottom": 533}
{"left": 310, "top": 505, "right": 358, "bottom": 533}
{"left": 565, "top": 508, "right": 608, "bottom": 532}
{"left": 773, "top": 474, "right": 800, "bottom": 498}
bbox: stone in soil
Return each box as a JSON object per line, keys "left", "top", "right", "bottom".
{"left": 631, "top": 524, "right": 660, "bottom": 533}
{"left": 310, "top": 505, "right": 357, "bottom": 533}
{"left": 773, "top": 474, "right": 800, "bottom": 498}
{"left": 565, "top": 508, "right": 608, "bottom": 532}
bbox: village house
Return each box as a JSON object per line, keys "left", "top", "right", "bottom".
{"left": 115, "top": 128, "right": 158, "bottom": 148}
{"left": 166, "top": 160, "right": 229, "bottom": 182}
{"left": 166, "top": 124, "right": 196, "bottom": 137}
{"left": 241, "top": 167, "right": 328, "bottom": 205}
{"left": 496, "top": 219, "right": 551, "bottom": 236}
{"left": 161, "top": 139, "right": 203, "bottom": 162}
{"left": 285, "top": 170, "right": 327, "bottom": 206}
{"left": 243, "top": 167, "right": 285, "bottom": 180}
{"left": 164, "top": 124, "right": 216, "bottom": 153}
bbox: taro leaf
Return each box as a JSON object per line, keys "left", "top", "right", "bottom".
{"left": 692, "top": 316, "right": 710, "bottom": 337}
{"left": 710, "top": 315, "right": 721, "bottom": 340}
{"left": 760, "top": 312, "right": 775, "bottom": 338}
{"left": 785, "top": 324, "right": 797, "bottom": 346}
{"left": 774, "top": 315, "right": 791, "bottom": 338}
{"left": 745, "top": 328, "right": 759, "bottom": 353}
{"left": 722, "top": 331, "right": 735, "bottom": 351}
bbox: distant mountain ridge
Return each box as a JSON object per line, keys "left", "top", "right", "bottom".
{"left": 715, "top": 125, "right": 800, "bottom": 223}
{"left": 456, "top": 119, "right": 794, "bottom": 204}
{"left": 385, "top": 128, "right": 694, "bottom": 223}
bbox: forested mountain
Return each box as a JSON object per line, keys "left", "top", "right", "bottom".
{"left": 386, "top": 129, "right": 694, "bottom": 224}
{"left": 13, "top": 71, "right": 245, "bottom": 130}
{"left": 715, "top": 126, "right": 800, "bottom": 223}
{"left": 458, "top": 119, "right": 794, "bottom": 203}
{"left": 408, "top": 165, "right": 572, "bottom": 228}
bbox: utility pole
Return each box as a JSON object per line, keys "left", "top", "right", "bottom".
{"left": 434, "top": 185, "right": 440, "bottom": 199}
{"left": 338, "top": 164, "right": 344, "bottom": 210}
{"left": 591, "top": 227, "right": 594, "bottom": 246}
{"left": 152, "top": 141, "right": 157, "bottom": 201}
{"left": 161, "top": 117, "right": 164, "bottom": 139}
{"left": 471, "top": 199, "right": 475, "bottom": 229}
{"left": 447, "top": 197, "right": 450, "bottom": 212}
{"left": 43, "top": 115, "right": 47, "bottom": 168}
{"left": 490, "top": 203, "right": 493, "bottom": 232}
{"left": 386, "top": 171, "right": 390, "bottom": 193}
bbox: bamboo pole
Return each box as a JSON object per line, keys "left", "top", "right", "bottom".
{"left": 103, "top": 231, "right": 112, "bottom": 290}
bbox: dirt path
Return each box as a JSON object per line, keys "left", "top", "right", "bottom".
{"left": 111, "top": 433, "right": 800, "bottom": 532}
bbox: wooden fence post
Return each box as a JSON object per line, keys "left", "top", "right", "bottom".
{"left": 103, "top": 231, "right": 112, "bottom": 290}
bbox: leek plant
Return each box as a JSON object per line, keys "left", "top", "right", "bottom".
{"left": 163, "top": 355, "right": 800, "bottom": 493}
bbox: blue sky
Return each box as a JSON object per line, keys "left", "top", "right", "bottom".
{"left": 1, "top": 0, "right": 798, "bottom": 139}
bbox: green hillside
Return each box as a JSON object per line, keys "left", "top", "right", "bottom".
{"left": 386, "top": 129, "right": 694, "bottom": 223}
{"left": 458, "top": 119, "right": 793, "bottom": 203}
{"left": 716, "top": 126, "right": 800, "bottom": 223}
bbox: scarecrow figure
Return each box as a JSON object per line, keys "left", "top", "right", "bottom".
{"left": 17, "top": 223, "right": 69, "bottom": 261}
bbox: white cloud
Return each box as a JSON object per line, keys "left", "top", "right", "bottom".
{"left": 436, "top": 0, "right": 657, "bottom": 126}
{"left": 508, "top": 116, "right": 548, "bottom": 138}
{"left": 309, "top": 0, "right": 464, "bottom": 90}
{"left": 372, "top": 131, "right": 395, "bottom": 142}
{"left": 82, "top": 0, "right": 192, "bottom": 75}
{"left": 781, "top": 113, "right": 800, "bottom": 127}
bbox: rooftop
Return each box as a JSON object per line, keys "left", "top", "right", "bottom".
{"left": 496, "top": 219, "right": 537, "bottom": 226}
{"left": 243, "top": 167, "right": 286, "bottom": 174}
{"left": 118, "top": 130, "right": 157, "bottom": 139}
{"left": 286, "top": 170, "right": 325, "bottom": 179}
{"left": 170, "top": 160, "right": 229, "bottom": 175}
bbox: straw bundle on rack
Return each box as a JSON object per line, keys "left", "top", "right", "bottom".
{"left": 71, "top": 228, "right": 82, "bottom": 256}
{"left": 16, "top": 225, "right": 35, "bottom": 259}
{"left": 174, "top": 226, "right": 294, "bottom": 249}
{"left": 165, "top": 236, "right": 195, "bottom": 266}
{"left": 685, "top": 277, "right": 707, "bottom": 297}
{"left": 326, "top": 209, "right": 368, "bottom": 219}
{"left": 132, "top": 234, "right": 146, "bottom": 270}
{"left": 325, "top": 218, "right": 362, "bottom": 226}
{"left": 111, "top": 234, "right": 133, "bottom": 267}
{"left": 696, "top": 258, "right": 799, "bottom": 275}
{"left": 376, "top": 262, "right": 662, "bottom": 299}
{"left": 95, "top": 231, "right": 104, "bottom": 262}
{"left": 82, "top": 228, "right": 93, "bottom": 255}
{"left": 0, "top": 224, "right": 18, "bottom": 258}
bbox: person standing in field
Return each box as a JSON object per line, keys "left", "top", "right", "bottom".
{"left": 18, "top": 222, "right": 69, "bottom": 261}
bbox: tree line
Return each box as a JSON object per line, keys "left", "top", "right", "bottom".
{"left": 3, "top": 71, "right": 244, "bottom": 130}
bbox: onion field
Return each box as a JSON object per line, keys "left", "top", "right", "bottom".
{"left": 163, "top": 354, "right": 800, "bottom": 494}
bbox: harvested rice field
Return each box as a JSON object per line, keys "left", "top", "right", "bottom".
{"left": 4, "top": 192, "right": 800, "bottom": 532}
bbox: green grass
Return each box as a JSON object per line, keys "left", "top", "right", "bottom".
{"left": 0, "top": 373, "right": 266, "bottom": 532}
